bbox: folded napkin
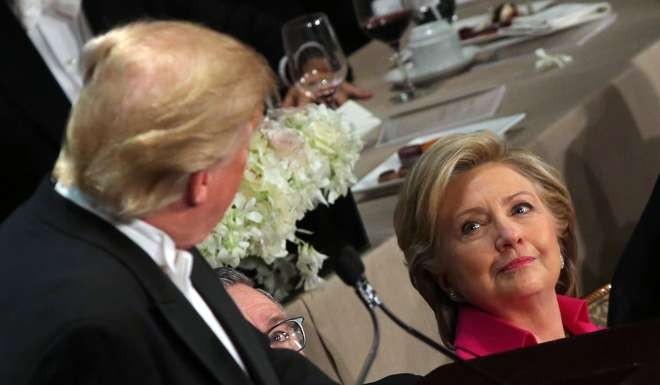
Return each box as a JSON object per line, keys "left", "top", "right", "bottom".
{"left": 337, "top": 100, "right": 382, "bottom": 140}
{"left": 506, "top": 2, "right": 612, "bottom": 35}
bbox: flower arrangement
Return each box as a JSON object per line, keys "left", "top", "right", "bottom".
{"left": 199, "top": 104, "right": 363, "bottom": 299}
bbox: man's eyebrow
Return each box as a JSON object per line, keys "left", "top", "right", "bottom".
{"left": 267, "top": 313, "right": 287, "bottom": 329}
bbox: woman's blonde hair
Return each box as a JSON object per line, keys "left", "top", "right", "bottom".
{"left": 393, "top": 132, "right": 578, "bottom": 347}
{"left": 54, "top": 21, "right": 276, "bottom": 219}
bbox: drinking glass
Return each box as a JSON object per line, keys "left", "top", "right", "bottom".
{"left": 353, "top": 0, "right": 415, "bottom": 102}
{"left": 281, "top": 13, "right": 348, "bottom": 108}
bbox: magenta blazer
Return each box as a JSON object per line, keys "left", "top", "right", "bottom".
{"left": 454, "top": 295, "right": 604, "bottom": 359}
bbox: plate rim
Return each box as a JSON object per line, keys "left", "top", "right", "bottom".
{"left": 385, "top": 45, "right": 479, "bottom": 85}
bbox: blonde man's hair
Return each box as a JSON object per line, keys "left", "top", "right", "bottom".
{"left": 54, "top": 21, "right": 276, "bottom": 219}
{"left": 393, "top": 132, "right": 578, "bottom": 347}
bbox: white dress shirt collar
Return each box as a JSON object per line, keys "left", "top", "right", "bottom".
{"left": 54, "top": 183, "right": 176, "bottom": 264}
{"left": 54, "top": 182, "right": 248, "bottom": 372}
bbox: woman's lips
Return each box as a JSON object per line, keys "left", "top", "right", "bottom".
{"left": 498, "top": 256, "right": 536, "bottom": 274}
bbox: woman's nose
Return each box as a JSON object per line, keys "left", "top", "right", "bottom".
{"left": 494, "top": 219, "right": 523, "bottom": 252}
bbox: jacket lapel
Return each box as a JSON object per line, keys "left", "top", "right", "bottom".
{"left": 190, "top": 252, "right": 280, "bottom": 385}
{"left": 157, "top": 300, "right": 252, "bottom": 385}
{"left": 35, "top": 180, "right": 252, "bottom": 385}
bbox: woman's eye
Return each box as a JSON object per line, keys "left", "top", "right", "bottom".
{"left": 512, "top": 203, "right": 532, "bottom": 215}
{"left": 461, "top": 222, "right": 481, "bottom": 235}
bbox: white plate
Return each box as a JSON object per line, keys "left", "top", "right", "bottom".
{"left": 351, "top": 113, "right": 526, "bottom": 194}
{"left": 384, "top": 45, "right": 480, "bottom": 85}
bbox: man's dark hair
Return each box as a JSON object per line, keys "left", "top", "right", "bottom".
{"left": 216, "top": 267, "right": 255, "bottom": 288}
{"left": 215, "top": 267, "right": 279, "bottom": 304}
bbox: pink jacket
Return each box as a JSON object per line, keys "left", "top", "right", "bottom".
{"left": 454, "top": 295, "right": 604, "bottom": 359}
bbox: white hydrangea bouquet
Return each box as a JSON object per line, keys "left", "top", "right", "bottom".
{"left": 199, "top": 104, "right": 363, "bottom": 299}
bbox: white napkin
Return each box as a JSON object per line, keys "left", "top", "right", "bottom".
{"left": 535, "top": 48, "right": 573, "bottom": 72}
{"left": 337, "top": 100, "right": 382, "bottom": 140}
{"left": 507, "top": 2, "right": 612, "bottom": 35}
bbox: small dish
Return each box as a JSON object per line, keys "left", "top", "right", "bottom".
{"left": 384, "top": 45, "right": 480, "bottom": 85}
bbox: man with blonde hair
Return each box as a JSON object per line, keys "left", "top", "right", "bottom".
{"left": 0, "top": 20, "right": 335, "bottom": 385}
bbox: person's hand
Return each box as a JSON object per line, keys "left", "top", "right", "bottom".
{"left": 332, "top": 82, "right": 373, "bottom": 107}
{"left": 282, "top": 82, "right": 372, "bottom": 108}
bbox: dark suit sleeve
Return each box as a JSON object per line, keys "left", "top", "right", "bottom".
{"left": 266, "top": 343, "right": 422, "bottom": 385}
{"left": 367, "top": 374, "right": 423, "bottom": 385}
{"left": 266, "top": 347, "right": 337, "bottom": 385}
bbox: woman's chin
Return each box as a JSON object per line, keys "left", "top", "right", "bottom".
{"left": 496, "top": 268, "right": 553, "bottom": 299}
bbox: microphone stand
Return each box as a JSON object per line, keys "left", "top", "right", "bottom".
{"left": 352, "top": 280, "right": 382, "bottom": 385}
{"left": 355, "top": 278, "right": 509, "bottom": 385}
{"left": 336, "top": 246, "right": 508, "bottom": 385}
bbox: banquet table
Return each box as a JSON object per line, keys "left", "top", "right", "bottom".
{"left": 286, "top": 0, "right": 660, "bottom": 383}
{"left": 352, "top": 0, "right": 660, "bottom": 293}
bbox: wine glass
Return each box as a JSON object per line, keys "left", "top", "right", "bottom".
{"left": 281, "top": 13, "right": 348, "bottom": 108}
{"left": 352, "top": 0, "right": 416, "bottom": 102}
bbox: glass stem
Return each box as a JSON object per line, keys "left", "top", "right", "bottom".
{"left": 394, "top": 44, "right": 415, "bottom": 101}
{"left": 317, "top": 86, "right": 339, "bottom": 109}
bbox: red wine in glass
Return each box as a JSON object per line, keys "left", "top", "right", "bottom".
{"left": 362, "top": 9, "right": 413, "bottom": 49}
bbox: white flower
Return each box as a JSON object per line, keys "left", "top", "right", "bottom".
{"left": 266, "top": 128, "right": 305, "bottom": 158}
{"left": 198, "top": 104, "right": 363, "bottom": 298}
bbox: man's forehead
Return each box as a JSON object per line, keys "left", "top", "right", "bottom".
{"left": 226, "top": 283, "right": 285, "bottom": 329}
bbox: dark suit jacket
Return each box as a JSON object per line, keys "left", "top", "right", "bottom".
{"left": 608, "top": 175, "right": 660, "bottom": 326}
{"left": 0, "top": 4, "right": 71, "bottom": 221}
{"left": 0, "top": 179, "right": 336, "bottom": 385}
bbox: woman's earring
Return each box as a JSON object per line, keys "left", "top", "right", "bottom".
{"left": 560, "top": 254, "right": 565, "bottom": 270}
{"left": 447, "top": 288, "right": 460, "bottom": 302}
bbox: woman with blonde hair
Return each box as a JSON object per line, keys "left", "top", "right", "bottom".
{"left": 394, "top": 132, "right": 602, "bottom": 359}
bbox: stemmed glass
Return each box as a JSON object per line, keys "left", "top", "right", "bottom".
{"left": 353, "top": 0, "right": 416, "bottom": 102}
{"left": 281, "top": 13, "right": 348, "bottom": 108}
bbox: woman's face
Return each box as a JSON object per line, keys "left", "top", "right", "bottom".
{"left": 434, "top": 163, "right": 563, "bottom": 313}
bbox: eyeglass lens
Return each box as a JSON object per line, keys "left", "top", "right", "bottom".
{"left": 268, "top": 319, "right": 305, "bottom": 351}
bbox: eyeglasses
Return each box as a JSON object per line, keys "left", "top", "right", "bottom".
{"left": 266, "top": 316, "right": 306, "bottom": 352}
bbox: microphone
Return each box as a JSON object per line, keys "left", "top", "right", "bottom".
{"left": 335, "top": 246, "right": 509, "bottom": 385}
{"left": 336, "top": 247, "right": 381, "bottom": 385}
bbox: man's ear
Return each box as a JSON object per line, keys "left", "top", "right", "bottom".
{"left": 247, "top": 106, "right": 264, "bottom": 134}
{"left": 187, "top": 170, "right": 210, "bottom": 206}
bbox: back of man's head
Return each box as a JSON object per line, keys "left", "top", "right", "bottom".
{"left": 54, "top": 21, "right": 275, "bottom": 219}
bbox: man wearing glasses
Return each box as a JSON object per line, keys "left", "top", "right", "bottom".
{"left": 217, "top": 268, "right": 306, "bottom": 353}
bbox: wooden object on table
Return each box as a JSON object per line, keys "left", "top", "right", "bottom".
{"left": 418, "top": 318, "right": 660, "bottom": 385}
